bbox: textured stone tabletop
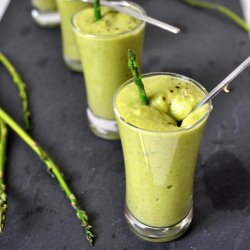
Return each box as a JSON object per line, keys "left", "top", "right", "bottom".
{"left": 0, "top": 0, "right": 250, "bottom": 249}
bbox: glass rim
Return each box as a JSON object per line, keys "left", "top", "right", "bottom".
{"left": 113, "top": 72, "right": 213, "bottom": 134}
{"left": 71, "top": 1, "right": 146, "bottom": 39}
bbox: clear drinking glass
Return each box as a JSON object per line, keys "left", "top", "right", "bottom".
{"left": 71, "top": 2, "right": 145, "bottom": 140}
{"left": 31, "top": 0, "right": 60, "bottom": 27}
{"left": 113, "top": 72, "right": 212, "bottom": 242}
{"left": 56, "top": 0, "right": 89, "bottom": 72}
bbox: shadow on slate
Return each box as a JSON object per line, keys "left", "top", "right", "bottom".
{"left": 202, "top": 150, "right": 250, "bottom": 212}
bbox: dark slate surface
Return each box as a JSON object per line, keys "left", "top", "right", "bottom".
{"left": 0, "top": 0, "right": 250, "bottom": 249}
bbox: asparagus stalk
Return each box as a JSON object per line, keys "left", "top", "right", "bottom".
{"left": 0, "top": 108, "right": 94, "bottom": 246}
{"left": 0, "top": 120, "right": 7, "bottom": 232}
{"left": 182, "top": 0, "right": 250, "bottom": 33}
{"left": 0, "top": 53, "right": 31, "bottom": 233}
{"left": 0, "top": 53, "right": 31, "bottom": 131}
{"left": 94, "top": 0, "right": 102, "bottom": 21}
{"left": 128, "top": 49, "right": 148, "bottom": 105}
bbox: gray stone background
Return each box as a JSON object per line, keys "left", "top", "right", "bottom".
{"left": 0, "top": 0, "right": 250, "bottom": 249}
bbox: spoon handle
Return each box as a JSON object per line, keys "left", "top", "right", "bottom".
{"left": 81, "top": 0, "right": 180, "bottom": 34}
{"left": 0, "top": 0, "right": 10, "bottom": 22}
{"left": 193, "top": 56, "right": 250, "bottom": 112}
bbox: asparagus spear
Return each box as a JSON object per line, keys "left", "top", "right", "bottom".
{"left": 128, "top": 49, "right": 148, "bottom": 105}
{"left": 0, "top": 53, "right": 31, "bottom": 233}
{"left": 182, "top": 0, "right": 250, "bottom": 33}
{"left": 0, "top": 108, "right": 94, "bottom": 246}
{"left": 0, "top": 120, "right": 7, "bottom": 232}
{"left": 94, "top": 0, "right": 102, "bottom": 21}
{"left": 0, "top": 53, "right": 31, "bottom": 131}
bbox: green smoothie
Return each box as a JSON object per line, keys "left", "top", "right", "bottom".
{"left": 72, "top": 5, "right": 145, "bottom": 122}
{"left": 57, "top": 0, "right": 88, "bottom": 71}
{"left": 114, "top": 73, "right": 211, "bottom": 236}
{"left": 32, "top": 0, "right": 57, "bottom": 11}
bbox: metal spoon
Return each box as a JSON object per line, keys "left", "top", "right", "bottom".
{"left": 191, "top": 56, "right": 250, "bottom": 114}
{"left": 81, "top": 0, "right": 180, "bottom": 34}
{"left": 0, "top": 0, "right": 10, "bottom": 22}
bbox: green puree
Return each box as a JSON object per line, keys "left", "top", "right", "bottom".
{"left": 32, "top": 0, "right": 57, "bottom": 11}
{"left": 116, "top": 75, "right": 209, "bottom": 131}
{"left": 73, "top": 6, "right": 144, "bottom": 119}
{"left": 73, "top": 7, "right": 141, "bottom": 35}
{"left": 56, "top": 0, "right": 87, "bottom": 63}
{"left": 115, "top": 75, "right": 210, "bottom": 227}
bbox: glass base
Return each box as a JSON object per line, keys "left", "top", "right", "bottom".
{"left": 124, "top": 206, "right": 193, "bottom": 242}
{"left": 64, "top": 56, "right": 82, "bottom": 73}
{"left": 86, "top": 108, "right": 120, "bottom": 140}
{"left": 31, "top": 9, "right": 60, "bottom": 27}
